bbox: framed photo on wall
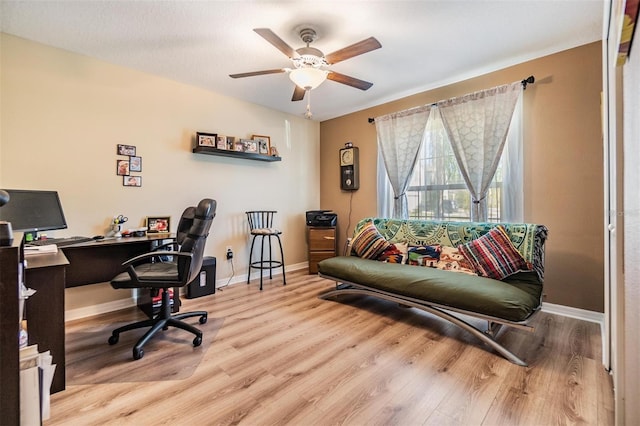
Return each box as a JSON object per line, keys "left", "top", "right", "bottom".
{"left": 129, "top": 156, "right": 142, "bottom": 172}
{"left": 117, "top": 159, "right": 130, "bottom": 176}
{"left": 252, "top": 135, "right": 271, "bottom": 155}
{"left": 123, "top": 175, "right": 142, "bottom": 187}
{"left": 147, "top": 216, "right": 170, "bottom": 233}
{"left": 117, "top": 144, "right": 136, "bottom": 156}
{"left": 196, "top": 132, "right": 217, "bottom": 147}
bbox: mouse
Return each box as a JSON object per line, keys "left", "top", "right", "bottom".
{"left": 92, "top": 235, "right": 105, "bottom": 240}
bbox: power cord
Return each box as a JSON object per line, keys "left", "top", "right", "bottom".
{"left": 344, "top": 190, "right": 354, "bottom": 255}
{"left": 217, "top": 258, "right": 235, "bottom": 291}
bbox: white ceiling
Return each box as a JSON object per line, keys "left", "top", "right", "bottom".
{"left": 0, "top": 0, "right": 604, "bottom": 122}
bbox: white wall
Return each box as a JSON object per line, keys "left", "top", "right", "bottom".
{"left": 0, "top": 34, "right": 320, "bottom": 313}
{"left": 623, "top": 37, "right": 640, "bottom": 426}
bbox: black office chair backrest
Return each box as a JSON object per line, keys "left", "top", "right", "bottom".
{"left": 176, "top": 206, "right": 196, "bottom": 245}
{"left": 178, "top": 199, "right": 216, "bottom": 283}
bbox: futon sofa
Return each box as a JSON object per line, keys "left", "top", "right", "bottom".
{"left": 317, "top": 217, "right": 548, "bottom": 366}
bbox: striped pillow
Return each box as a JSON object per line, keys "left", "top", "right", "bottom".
{"left": 458, "top": 225, "right": 529, "bottom": 280}
{"left": 351, "top": 222, "right": 391, "bottom": 259}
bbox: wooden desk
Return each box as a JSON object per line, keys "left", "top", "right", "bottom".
{"left": 24, "top": 235, "right": 172, "bottom": 394}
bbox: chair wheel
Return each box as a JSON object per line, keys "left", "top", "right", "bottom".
{"left": 133, "top": 348, "right": 144, "bottom": 360}
{"left": 199, "top": 314, "right": 208, "bottom": 324}
{"left": 193, "top": 336, "right": 202, "bottom": 347}
{"left": 108, "top": 335, "right": 119, "bottom": 345}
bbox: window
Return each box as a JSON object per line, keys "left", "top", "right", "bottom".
{"left": 383, "top": 109, "right": 505, "bottom": 222}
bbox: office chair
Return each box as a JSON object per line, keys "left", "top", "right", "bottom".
{"left": 108, "top": 198, "right": 216, "bottom": 360}
{"left": 246, "top": 210, "right": 286, "bottom": 291}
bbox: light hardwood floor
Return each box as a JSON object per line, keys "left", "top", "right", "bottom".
{"left": 48, "top": 270, "right": 614, "bottom": 425}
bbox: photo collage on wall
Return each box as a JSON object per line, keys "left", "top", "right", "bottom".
{"left": 116, "top": 144, "right": 143, "bottom": 187}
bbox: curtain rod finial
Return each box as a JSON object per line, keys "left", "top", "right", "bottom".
{"left": 521, "top": 75, "right": 535, "bottom": 89}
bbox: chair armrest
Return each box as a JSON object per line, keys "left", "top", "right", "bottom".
{"left": 122, "top": 250, "right": 189, "bottom": 267}
{"left": 121, "top": 251, "right": 194, "bottom": 286}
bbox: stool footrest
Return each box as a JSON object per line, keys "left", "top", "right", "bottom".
{"left": 250, "top": 260, "right": 283, "bottom": 270}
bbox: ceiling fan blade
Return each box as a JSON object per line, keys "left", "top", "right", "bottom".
{"left": 229, "top": 69, "right": 286, "bottom": 78}
{"left": 292, "top": 85, "right": 306, "bottom": 101}
{"left": 254, "top": 28, "right": 299, "bottom": 59}
{"left": 325, "top": 37, "right": 382, "bottom": 64}
{"left": 327, "top": 72, "right": 373, "bottom": 90}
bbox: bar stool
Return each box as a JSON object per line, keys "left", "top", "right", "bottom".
{"left": 246, "top": 211, "right": 286, "bottom": 290}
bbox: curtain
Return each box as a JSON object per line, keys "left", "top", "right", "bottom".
{"left": 501, "top": 92, "right": 524, "bottom": 222}
{"left": 438, "top": 82, "right": 522, "bottom": 221}
{"left": 375, "top": 105, "right": 431, "bottom": 218}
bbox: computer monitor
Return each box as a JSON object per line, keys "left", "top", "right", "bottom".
{"left": 0, "top": 189, "right": 68, "bottom": 239}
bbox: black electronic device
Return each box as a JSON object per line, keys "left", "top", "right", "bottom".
{"left": 339, "top": 146, "right": 360, "bottom": 190}
{"left": 0, "top": 189, "right": 68, "bottom": 240}
{"left": 306, "top": 210, "right": 337, "bottom": 227}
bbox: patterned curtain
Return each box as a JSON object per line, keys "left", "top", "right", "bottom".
{"left": 375, "top": 106, "right": 432, "bottom": 218}
{"left": 438, "top": 82, "right": 522, "bottom": 221}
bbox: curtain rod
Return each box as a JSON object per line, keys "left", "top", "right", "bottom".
{"left": 367, "top": 75, "right": 535, "bottom": 123}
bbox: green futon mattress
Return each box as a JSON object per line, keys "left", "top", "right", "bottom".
{"left": 318, "top": 256, "right": 542, "bottom": 322}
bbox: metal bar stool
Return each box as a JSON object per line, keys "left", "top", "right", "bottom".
{"left": 246, "top": 211, "right": 286, "bottom": 290}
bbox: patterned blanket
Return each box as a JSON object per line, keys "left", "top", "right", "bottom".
{"left": 353, "top": 218, "right": 548, "bottom": 282}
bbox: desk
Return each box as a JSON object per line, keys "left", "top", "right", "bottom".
{"left": 24, "top": 235, "right": 171, "bottom": 393}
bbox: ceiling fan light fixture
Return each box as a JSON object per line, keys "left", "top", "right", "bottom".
{"left": 289, "top": 67, "right": 328, "bottom": 90}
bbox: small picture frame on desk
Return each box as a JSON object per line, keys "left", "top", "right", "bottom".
{"left": 147, "top": 216, "right": 170, "bottom": 233}
{"left": 196, "top": 132, "right": 216, "bottom": 147}
{"left": 123, "top": 175, "right": 142, "bottom": 187}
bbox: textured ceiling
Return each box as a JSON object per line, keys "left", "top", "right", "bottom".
{"left": 0, "top": 1, "right": 604, "bottom": 121}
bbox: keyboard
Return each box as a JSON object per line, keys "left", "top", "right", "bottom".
{"left": 27, "top": 236, "right": 94, "bottom": 247}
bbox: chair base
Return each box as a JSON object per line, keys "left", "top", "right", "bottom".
{"left": 108, "top": 288, "right": 207, "bottom": 360}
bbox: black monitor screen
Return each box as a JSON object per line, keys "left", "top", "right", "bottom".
{"left": 0, "top": 189, "right": 68, "bottom": 233}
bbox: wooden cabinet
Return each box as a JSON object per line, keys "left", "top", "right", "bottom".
{"left": 307, "top": 227, "right": 337, "bottom": 274}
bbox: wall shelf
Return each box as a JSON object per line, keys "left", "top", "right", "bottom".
{"left": 193, "top": 146, "right": 281, "bottom": 162}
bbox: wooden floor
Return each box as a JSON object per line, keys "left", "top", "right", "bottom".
{"left": 48, "top": 270, "right": 614, "bottom": 425}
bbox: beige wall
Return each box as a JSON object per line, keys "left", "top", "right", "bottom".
{"left": 320, "top": 42, "right": 604, "bottom": 312}
{"left": 0, "top": 34, "right": 320, "bottom": 315}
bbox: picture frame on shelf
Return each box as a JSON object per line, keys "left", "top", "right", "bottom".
{"left": 117, "top": 159, "right": 130, "bottom": 176}
{"left": 226, "top": 136, "right": 236, "bottom": 150}
{"left": 129, "top": 156, "right": 142, "bottom": 172}
{"left": 252, "top": 135, "right": 271, "bottom": 155}
{"left": 244, "top": 139, "right": 258, "bottom": 153}
{"left": 270, "top": 145, "right": 279, "bottom": 157}
{"left": 216, "top": 135, "right": 227, "bottom": 150}
{"left": 146, "top": 216, "right": 170, "bottom": 233}
{"left": 117, "top": 144, "right": 136, "bottom": 156}
{"left": 123, "top": 175, "right": 142, "bottom": 187}
{"left": 196, "top": 132, "right": 216, "bottom": 147}
{"left": 234, "top": 140, "right": 245, "bottom": 152}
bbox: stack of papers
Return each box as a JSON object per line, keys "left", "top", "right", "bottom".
{"left": 20, "top": 344, "right": 56, "bottom": 423}
{"left": 24, "top": 244, "right": 58, "bottom": 256}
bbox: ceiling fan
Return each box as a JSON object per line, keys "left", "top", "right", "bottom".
{"left": 229, "top": 27, "right": 382, "bottom": 103}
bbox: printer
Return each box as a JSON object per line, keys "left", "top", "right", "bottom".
{"left": 306, "top": 210, "right": 337, "bottom": 227}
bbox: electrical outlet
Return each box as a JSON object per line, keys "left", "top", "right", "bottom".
{"left": 226, "top": 246, "right": 233, "bottom": 260}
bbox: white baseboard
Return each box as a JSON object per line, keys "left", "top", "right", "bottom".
{"left": 65, "top": 261, "right": 309, "bottom": 321}
{"left": 542, "top": 302, "right": 605, "bottom": 325}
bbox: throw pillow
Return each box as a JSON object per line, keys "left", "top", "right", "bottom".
{"left": 351, "top": 222, "right": 391, "bottom": 259}
{"left": 407, "top": 245, "right": 441, "bottom": 267}
{"left": 458, "top": 225, "right": 530, "bottom": 280}
{"left": 435, "top": 246, "right": 477, "bottom": 275}
{"left": 377, "top": 242, "right": 408, "bottom": 264}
